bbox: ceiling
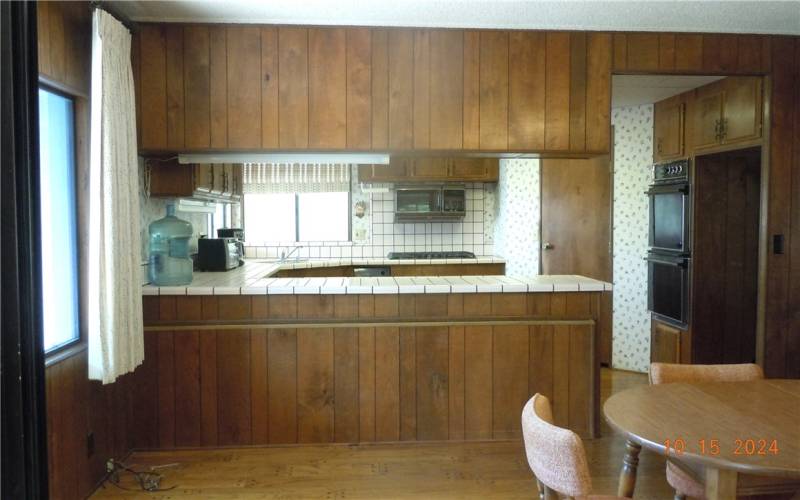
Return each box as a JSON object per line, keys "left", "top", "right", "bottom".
{"left": 108, "top": 1, "right": 800, "bottom": 35}
{"left": 612, "top": 75, "right": 725, "bottom": 108}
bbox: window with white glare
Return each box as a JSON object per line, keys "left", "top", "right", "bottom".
{"left": 39, "top": 88, "right": 80, "bottom": 352}
{"left": 243, "top": 192, "right": 349, "bottom": 243}
{"left": 298, "top": 192, "right": 349, "bottom": 241}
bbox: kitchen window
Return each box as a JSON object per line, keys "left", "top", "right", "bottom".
{"left": 243, "top": 191, "right": 350, "bottom": 243}
{"left": 39, "top": 87, "right": 80, "bottom": 352}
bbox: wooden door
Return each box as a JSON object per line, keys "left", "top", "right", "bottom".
{"left": 653, "top": 95, "right": 684, "bottom": 162}
{"left": 691, "top": 82, "right": 724, "bottom": 151}
{"left": 449, "top": 158, "right": 498, "bottom": 181}
{"left": 411, "top": 158, "right": 449, "bottom": 180}
{"left": 541, "top": 157, "right": 612, "bottom": 364}
{"left": 721, "top": 77, "right": 762, "bottom": 145}
{"left": 541, "top": 158, "right": 612, "bottom": 279}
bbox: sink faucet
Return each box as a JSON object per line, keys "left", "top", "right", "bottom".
{"left": 280, "top": 245, "right": 304, "bottom": 263}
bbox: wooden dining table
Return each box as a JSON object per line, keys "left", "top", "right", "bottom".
{"left": 603, "top": 379, "right": 800, "bottom": 500}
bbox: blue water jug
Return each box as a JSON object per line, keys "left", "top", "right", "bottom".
{"left": 148, "top": 203, "right": 193, "bottom": 286}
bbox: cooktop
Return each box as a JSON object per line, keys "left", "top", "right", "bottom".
{"left": 387, "top": 251, "right": 476, "bottom": 260}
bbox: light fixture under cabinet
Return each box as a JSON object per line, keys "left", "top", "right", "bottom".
{"left": 178, "top": 153, "right": 390, "bottom": 165}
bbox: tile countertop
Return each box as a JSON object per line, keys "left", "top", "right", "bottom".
{"left": 142, "top": 258, "right": 612, "bottom": 296}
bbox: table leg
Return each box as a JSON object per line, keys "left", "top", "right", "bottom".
{"left": 705, "top": 468, "right": 737, "bottom": 500}
{"left": 617, "top": 439, "right": 642, "bottom": 498}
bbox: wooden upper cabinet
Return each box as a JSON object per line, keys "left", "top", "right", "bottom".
{"left": 278, "top": 27, "right": 309, "bottom": 148}
{"left": 721, "top": 77, "right": 762, "bottom": 145}
{"left": 508, "top": 32, "right": 546, "bottom": 150}
{"left": 359, "top": 157, "right": 499, "bottom": 182}
{"left": 691, "top": 80, "right": 725, "bottom": 151}
{"left": 653, "top": 94, "right": 685, "bottom": 162}
{"left": 429, "top": 30, "right": 464, "bottom": 149}
{"left": 183, "top": 26, "right": 211, "bottom": 149}
{"left": 449, "top": 158, "right": 499, "bottom": 181}
{"left": 227, "top": 26, "right": 263, "bottom": 149}
{"left": 148, "top": 160, "right": 242, "bottom": 202}
{"left": 138, "top": 24, "right": 168, "bottom": 150}
{"left": 309, "top": 28, "right": 347, "bottom": 149}
{"left": 411, "top": 158, "right": 449, "bottom": 179}
{"left": 134, "top": 24, "right": 611, "bottom": 155}
{"left": 689, "top": 77, "right": 762, "bottom": 153}
{"left": 478, "top": 31, "right": 509, "bottom": 150}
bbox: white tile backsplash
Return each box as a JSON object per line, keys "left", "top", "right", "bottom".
{"left": 244, "top": 166, "right": 497, "bottom": 258}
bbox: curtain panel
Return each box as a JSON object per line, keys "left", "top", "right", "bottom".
{"left": 243, "top": 163, "right": 351, "bottom": 193}
{"left": 87, "top": 10, "right": 143, "bottom": 384}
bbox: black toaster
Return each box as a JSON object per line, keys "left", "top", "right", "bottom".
{"left": 197, "top": 237, "right": 243, "bottom": 271}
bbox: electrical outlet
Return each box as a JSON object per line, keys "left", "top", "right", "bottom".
{"left": 354, "top": 228, "right": 367, "bottom": 240}
{"left": 87, "top": 431, "right": 95, "bottom": 458}
{"left": 106, "top": 459, "right": 115, "bottom": 473}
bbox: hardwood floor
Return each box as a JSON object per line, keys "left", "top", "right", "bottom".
{"left": 91, "top": 369, "right": 675, "bottom": 499}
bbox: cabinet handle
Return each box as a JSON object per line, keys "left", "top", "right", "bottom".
{"left": 721, "top": 118, "right": 728, "bottom": 140}
{"left": 714, "top": 119, "right": 722, "bottom": 141}
{"left": 657, "top": 138, "right": 663, "bottom": 154}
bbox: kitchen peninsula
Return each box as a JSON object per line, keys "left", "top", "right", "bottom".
{"left": 138, "top": 260, "right": 610, "bottom": 450}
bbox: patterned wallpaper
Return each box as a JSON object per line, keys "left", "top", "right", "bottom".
{"left": 493, "top": 159, "right": 541, "bottom": 276}
{"left": 611, "top": 105, "right": 654, "bottom": 372}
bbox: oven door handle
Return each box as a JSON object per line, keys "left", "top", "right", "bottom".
{"left": 645, "top": 184, "right": 689, "bottom": 196}
{"left": 644, "top": 256, "right": 689, "bottom": 268}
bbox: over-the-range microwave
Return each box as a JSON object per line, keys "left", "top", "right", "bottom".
{"left": 394, "top": 185, "right": 466, "bottom": 221}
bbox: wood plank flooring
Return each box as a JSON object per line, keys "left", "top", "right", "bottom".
{"left": 91, "top": 369, "right": 675, "bottom": 499}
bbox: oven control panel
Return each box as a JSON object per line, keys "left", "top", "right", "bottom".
{"left": 653, "top": 160, "right": 689, "bottom": 184}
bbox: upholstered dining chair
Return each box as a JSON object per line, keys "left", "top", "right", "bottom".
{"left": 521, "top": 393, "right": 629, "bottom": 500}
{"left": 649, "top": 362, "right": 764, "bottom": 500}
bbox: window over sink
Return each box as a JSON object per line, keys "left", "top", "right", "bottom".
{"left": 243, "top": 191, "right": 350, "bottom": 243}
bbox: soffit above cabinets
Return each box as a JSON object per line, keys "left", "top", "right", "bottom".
{"left": 612, "top": 75, "right": 725, "bottom": 109}
{"left": 107, "top": 0, "right": 800, "bottom": 35}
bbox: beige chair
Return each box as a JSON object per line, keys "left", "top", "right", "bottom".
{"left": 521, "top": 393, "right": 627, "bottom": 500}
{"left": 649, "top": 362, "right": 764, "bottom": 500}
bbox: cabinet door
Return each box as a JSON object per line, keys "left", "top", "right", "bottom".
{"left": 449, "top": 158, "right": 498, "bottom": 181}
{"left": 358, "top": 158, "right": 412, "bottom": 182}
{"left": 231, "top": 165, "right": 243, "bottom": 199}
{"left": 411, "top": 158, "right": 449, "bottom": 180}
{"left": 650, "top": 320, "right": 682, "bottom": 364}
{"left": 194, "top": 164, "right": 214, "bottom": 194}
{"left": 722, "top": 77, "right": 762, "bottom": 145}
{"left": 653, "top": 96, "right": 684, "bottom": 162}
{"left": 211, "top": 164, "right": 227, "bottom": 195}
{"left": 691, "top": 83, "right": 724, "bottom": 152}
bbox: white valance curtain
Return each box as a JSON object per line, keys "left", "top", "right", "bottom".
{"left": 87, "top": 10, "right": 144, "bottom": 384}
{"left": 243, "top": 163, "right": 351, "bottom": 193}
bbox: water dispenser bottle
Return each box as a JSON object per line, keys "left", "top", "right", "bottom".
{"left": 148, "top": 203, "right": 193, "bottom": 286}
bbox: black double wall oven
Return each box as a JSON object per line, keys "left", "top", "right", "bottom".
{"left": 646, "top": 159, "right": 691, "bottom": 328}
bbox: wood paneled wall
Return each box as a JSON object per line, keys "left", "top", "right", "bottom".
{"left": 38, "top": 3, "right": 142, "bottom": 499}
{"left": 693, "top": 149, "right": 761, "bottom": 364}
{"left": 45, "top": 352, "right": 139, "bottom": 500}
{"left": 613, "top": 33, "right": 800, "bottom": 378}
{"left": 36, "top": 1, "right": 91, "bottom": 93}
{"left": 138, "top": 292, "right": 599, "bottom": 448}
{"left": 133, "top": 25, "right": 611, "bottom": 155}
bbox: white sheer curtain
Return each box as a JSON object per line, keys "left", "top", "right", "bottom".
{"left": 88, "top": 10, "right": 144, "bottom": 384}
